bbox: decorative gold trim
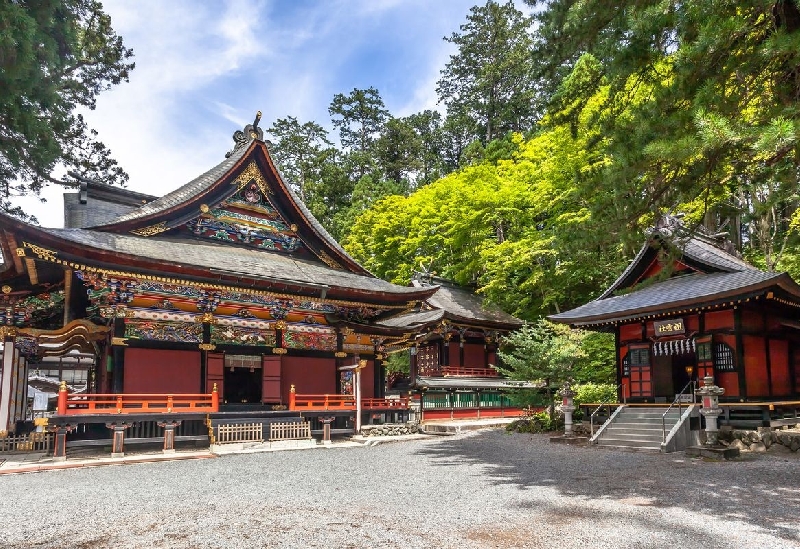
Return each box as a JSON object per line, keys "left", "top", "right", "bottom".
{"left": 317, "top": 250, "right": 342, "bottom": 270}
{"left": 15, "top": 248, "right": 25, "bottom": 257}
{"left": 34, "top": 260, "right": 410, "bottom": 310}
{"left": 273, "top": 320, "right": 288, "bottom": 331}
{"left": 197, "top": 312, "right": 216, "bottom": 324}
{"left": 200, "top": 204, "right": 210, "bottom": 214}
{"left": 340, "top": 327, "right": 354, "bottom": 336}
{"left": 1, "top": 285, "right": 10, "bottom": 294}
{"left": 334, "top": 351, "right": 347, "bottom": 358}
{"left": 21, "top": 242, "right": 57, "bottom": 261}
{"left": 232, "top": 161, "right": 271, "bottom": 196}
{"left": 375, "top": 353, "right": 385, "bottom": 360}
{"left": 199, "top": 343, "right": 216, "bottom": 351}
{"left": 130, "top": 222, "right": 169, "bottom": 237}
{"left": 272, "top": 347, "right": 288, "bottom": 355}
{"left": 0, "top": 326, "right": 18, "bottom": 339}
{"left": 111, "top": 337, "right": 129, "bottom": 346}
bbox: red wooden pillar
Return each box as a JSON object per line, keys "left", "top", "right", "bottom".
{"left": 289, "top": 384, "right": 296, "bottom": 410}
{"left": 56, "top": 381, "right": 68, "bottom": 415}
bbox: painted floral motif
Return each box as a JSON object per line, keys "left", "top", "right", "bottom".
{"left": 185, "top": 204, "right": 302, "bottom": 253}
{"left": 210, "top": 325, "right": 276, "bottom": 346}
{"left": 124, "top": 320, "right": 203, "bottom": 343}
{"left": 283, "top": 330, "right": 337, "bottom": 351}
{"left": 0, "top": 291, "right": 65, "bottom": 327}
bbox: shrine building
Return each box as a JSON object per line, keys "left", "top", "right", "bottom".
{"left": 0, "top": 113, "right": 524, "bottom": 451}
{"left": 550, "top": 216, "right": 800, "bottom": 432}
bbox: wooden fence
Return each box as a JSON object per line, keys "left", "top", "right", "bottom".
{"left": 0, "top": 432, "right": 52, "bottom": 453}
{"left": 269, "top": 422, "right": 311, "bottom": 441}
{"left": 216, "top": 423, "right": 263, "bottom": 444}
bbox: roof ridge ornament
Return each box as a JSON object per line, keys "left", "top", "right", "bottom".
{"left": 226, "top": 111, "right": 264, "bottom": 158}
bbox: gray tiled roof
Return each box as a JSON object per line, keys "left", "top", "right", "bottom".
{"left": 40, "top": 228, "right": 426, "bottom": 296}
{"left": 551, "top": 270, "right": 788, "bottom": 325}
{"left": 420, "top": 282, "right": 523, "bottom": 327}
{"left": 599, "top": 232, "right": 755, "bottom": 299}
{"left": 93, "top": 142, "right": 251, "bottom": 226}
{"left": 416, "top": 376, "right": 537, "bottom": 389}
{"left": 376, "top": 309, "right": 445, "bottom": 329}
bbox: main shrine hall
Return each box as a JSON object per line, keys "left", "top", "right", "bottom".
{"left": 0, "top": 114, "right": 523, "bottom": 445}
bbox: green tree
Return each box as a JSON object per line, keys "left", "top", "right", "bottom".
{"left": 0, "top": 0, "right": 134, "bottom": 221}
{"left": 497, "top": 319, "right": 587, "bottom": 418}
{"left": 374, "top": 117, "right": 422, "bottom": 192}
{"left": 437, "top": 1, "right": 538, "bottom": 145}
{"left": 267, "top": 116, "right": 332, "bottom": 202}
{"left": 529, "top": 0, "right": 800, "bottom": 268}
{"left": 328, "top": 87, "right": 389, "bottom": 180}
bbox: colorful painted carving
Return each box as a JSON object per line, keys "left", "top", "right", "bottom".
{"left": 283, "top": 329, "right": 337, "bottom": 351}
{"left": 210, "top": 325, "right": 276, "bottom": 346}
{"left": 0, "top": 291, "right": 65, "bottom": 327}
{"left": 124, "top": 320, "right": 203, "bottom": 343}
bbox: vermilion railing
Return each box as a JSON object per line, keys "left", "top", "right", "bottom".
{"left": 289, "top": 393, "right": 356, "bottom": 411}
{"left": 419, "top": 366, "right": 499, "bottom": 377}
{"left": 56, "top": 383, "right": 219, "bottom": 415}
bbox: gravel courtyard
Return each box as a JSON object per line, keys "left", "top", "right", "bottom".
{"left": 1, "top": 430, "right": 798, "bottom": 548}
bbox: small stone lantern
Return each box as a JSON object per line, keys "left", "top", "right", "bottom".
{"left": 560, "top": 381, "right": 576, "bottom": 437}
{"left": 695, "top": 375, "right": 725, "bottom": 446}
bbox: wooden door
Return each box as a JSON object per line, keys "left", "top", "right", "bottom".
{"left": 627, "top": 344, "right": 652, "bottom": 398}
{"left": 207, "top": 353, "right": 224, "bottom": 398}
{"left": 262, "top": 356, "right": 281, "bottom": 403}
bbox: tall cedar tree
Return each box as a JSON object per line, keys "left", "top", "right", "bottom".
{"left": 0, "top": 0, "right": 134, "bottom": 221}
{"left": 437, "top": 1, "right": 538, "bottom": 145}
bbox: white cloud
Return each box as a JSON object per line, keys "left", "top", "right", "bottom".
{"left": 14, "top": 0, "right": 480, "bottom": 227}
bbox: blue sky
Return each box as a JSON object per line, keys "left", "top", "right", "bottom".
{"left": 18, "top": 0, "right": 504, "bottom": 227}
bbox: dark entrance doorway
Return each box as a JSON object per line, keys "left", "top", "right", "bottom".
{"left": 223, "top": 355, "right": 262, "bottom": 404}
{"left": 672, "top": 352, "right": 695, "bottom": 395}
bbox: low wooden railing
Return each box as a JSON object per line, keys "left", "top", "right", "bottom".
{"left": 56, "top": 382, "right": 219, "bottom": 415}
{"left": 419, "top": 366, "right": 499, "bottom": 377}
{"left": 217, "top": 422, "right": 263, "bottom": 444}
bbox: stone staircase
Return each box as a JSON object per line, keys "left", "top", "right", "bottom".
{"left": 593, "top": 406, "right": 683, "bottom": 452}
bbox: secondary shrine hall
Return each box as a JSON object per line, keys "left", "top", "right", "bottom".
{"left": 0, "top": 113, "right": 523, "bottom": 452}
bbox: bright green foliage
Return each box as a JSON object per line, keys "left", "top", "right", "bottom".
{"left": 530, "top": 0, "right": 800, "bottom": 271}
{"left": 572, "top": 382, "right": 617, "bottom": 406}
{"left": 0, "top": 0, "right": 133, "bottom": 221}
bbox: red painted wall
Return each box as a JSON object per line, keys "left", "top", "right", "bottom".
{"left": 123, "top": 348, "right": 201, "bottom": 394}
{"left": 463, "top": 344, "right": 484, "bottom": 368}
{"left": 620, "top": 323, "right": 641, "bottom": 342}
{"left": 769, "top": 339, "right": 791, "bottom": 397}
{"left": 740, "top": 309, "right": 764, "bottom": 331}
{"left": 716, "top": 334, "right": 739, "bottom": 398}
{"left": 743, "top": 335, "right": 769, "bottom": 397}
{"left": 361, "top": 360, "right": 375, "bottom": 399}
{"left": 449, "top": 342, "right": 460, "bottom": 366}
{"left": 704, "top": 310, "right": 734, "bottom": 331}
{"left": 281, "top": 357, "right": 335, "bottom": 402}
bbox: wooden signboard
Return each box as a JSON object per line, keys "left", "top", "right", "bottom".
{"left": 654, "top": 318, "right": 685, "bottom": 337}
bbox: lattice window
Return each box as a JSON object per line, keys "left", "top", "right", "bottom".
{"left": 714, "top": 343, "right": 736, "bottom": 372}
{"left": 417, "top": 344, "right": 440, "bottom": 374}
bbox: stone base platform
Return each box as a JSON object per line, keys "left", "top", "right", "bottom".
{"left": 685, "top": 445, "right": 740, "bottom": 460}
{"left": 549, "top": 435, "right": 589, "bottom": 445}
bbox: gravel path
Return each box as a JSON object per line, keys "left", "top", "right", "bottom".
{"left": 1, "top": 430, "right": 798, "bottom": 548}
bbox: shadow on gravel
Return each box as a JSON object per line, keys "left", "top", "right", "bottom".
{"left": 415, "top": 430, "right": 800, "bottom": 543}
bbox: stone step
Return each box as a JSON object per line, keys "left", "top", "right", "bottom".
{"left": 595, "top": 443, "right": 661, "bottom": 453}
{"left": 611, "top": 418, "right": 680, "bottom": 427}
{"left": 603, "top": 426, "right": 667, "bottom": 437}
{"left": 618, "top": 411, "right": 682, "bottom": 418}
{"left": 597, "top": 436, "right": 662, "bottom": 449}
{"left": 601, "top": 431, "right": 664, "bottom": 442}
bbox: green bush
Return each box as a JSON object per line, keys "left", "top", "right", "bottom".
{"left": 506, "top": 409, "right": 563, "bottom": 433}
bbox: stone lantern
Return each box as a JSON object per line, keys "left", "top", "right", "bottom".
{"left": 560, "top": 380, "right": 576, "bottom": 437}
{"left": 695, "top": 375, "right": 725, "bottom": 446}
